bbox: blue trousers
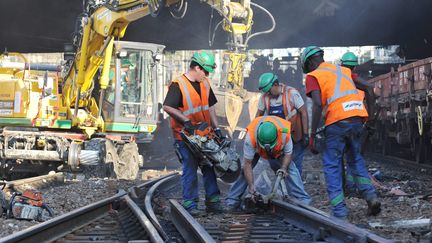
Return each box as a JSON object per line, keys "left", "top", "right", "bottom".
{"left": 175, "top": 140, "right": 220, "bottom": 209}
{"left": 292, "top": 142, "right": 306, "bottom": 176}
{"left": 225, "top": 154, "right": 311, "bottom": 207}
{"left": 322, "top": 121, "right": 377, "bottom": 218}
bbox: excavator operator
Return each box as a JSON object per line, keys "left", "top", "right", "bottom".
{"left": 163, "top": 51, "right": 225, "bottom": 216}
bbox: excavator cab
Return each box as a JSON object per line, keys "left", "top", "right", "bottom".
{"left": 101, "top": 41, "right": 165, "bottom": 143}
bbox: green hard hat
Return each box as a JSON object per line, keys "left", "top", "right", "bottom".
{"left": 258, "top": 72, "right": 278, "bottom": 93}
{"left": 192, "top": 51, "right": 216, "bottom": 73}
{"left": 341, "top": 52, "right": 358, "bottom": 66}
{"left": 121, "top": 58, "right": 133, "bottom": 67}
{"left": 257, "top": 121, "right": 278, "bottom": 150}
{"left": 301, "top": 46, "right": 324, "bottom": 73}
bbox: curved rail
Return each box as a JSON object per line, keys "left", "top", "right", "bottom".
{"left": 0, "top": 174, "right": 180, "bottom": 243}
{"left": 143, "top": 173, "right": 180, "bottom": 241}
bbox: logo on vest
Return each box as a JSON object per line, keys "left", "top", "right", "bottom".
{"left": 342, "top": 101, "right": 364, "bottom": 111}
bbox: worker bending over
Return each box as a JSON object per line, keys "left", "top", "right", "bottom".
{"left": 225, "top": 116, "right": 311, "bottom": 211}
{"left": 303, "top": 46, "right": 381, "bottom": 219}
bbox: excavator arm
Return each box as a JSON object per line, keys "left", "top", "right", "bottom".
{"left": 62, "top": 0, "right": 179, "bottom": 135}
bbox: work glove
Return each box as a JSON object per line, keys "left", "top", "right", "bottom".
{"left": 276, "top": 168, "right": 288, "bottom": 178}
{"left": 214, "top": 128, "right": 224, "bottom": 139}
{"left": 183, "top": 120, "right": 196, "bottom": 135}
{"left": 302, "top": 133, "right": 309, "bottom": 148}
{"left": 309, "top": 135, "right": 319, "bottom": 154}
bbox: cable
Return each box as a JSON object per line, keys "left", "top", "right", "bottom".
{"left": 169, "top": 0, "right": 188, "bottom": 19}
{"left": 245, "top": 2, "right": 276, "bottom": 46}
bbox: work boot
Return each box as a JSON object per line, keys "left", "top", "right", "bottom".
{"left": 366, "top": 198, "right": 381, "bottom": 216}
{"left": 224, "top": 204, "right": 240, "bottom": 213}
{"left": 205, "top": 201, "right": 226, "bottom": 213}
{"left": 186, "top": 207, "right": 202, "bottom": 217}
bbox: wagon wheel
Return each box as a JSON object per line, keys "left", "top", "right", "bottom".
{"left": 113, "top": 143, "right": 139, "bottom": 180}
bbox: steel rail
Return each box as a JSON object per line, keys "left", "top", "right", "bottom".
{"left": 366, "top": 152, "right": 432, "bottom": 173}
{"left": 0, "top": 174, "right": 177, "bottom": 243}
{"left": 166, "top": 197, "right": 391, "bottom": 243}
{"left": 270, "top": 199, "right": 392, "bottom": 243}
{"left": 2, "top": 172, "right": 64, "bottom": 194}
{"left": 143, "top": 173, "right": 180, "bottom": 241}
{"left": 169, "top": 199, "right": 215, "bottom": 243}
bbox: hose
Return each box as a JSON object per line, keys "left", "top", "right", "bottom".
{"left": 169, "top": 0, "right": 188, "bottom": 19}
{"left": 244, "top": 2, "right": 276, "bottom": 46}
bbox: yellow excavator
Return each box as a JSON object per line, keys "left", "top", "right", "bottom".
{"left": 0, "top": 0, "right": 273, "bottom": 180}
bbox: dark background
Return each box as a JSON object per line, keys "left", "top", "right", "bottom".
{"left": 1, "top": 0, "right": 431, "bottom": 59}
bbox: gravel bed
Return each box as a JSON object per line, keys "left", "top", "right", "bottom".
{"left": 303, "top": 153, "right": 432, "bottom": 242}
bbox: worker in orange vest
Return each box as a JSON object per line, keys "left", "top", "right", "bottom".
{"left": 225, "top": 116, "right": 311, "bottom": 211}
{"left": 302, "top": 46, "right": 380, "bottom": 219}
{"left": 163, "top": 51, "right": 224, "bottom": 216}
{"left": 256, "top": 72, "right": 309, "bottom": 176}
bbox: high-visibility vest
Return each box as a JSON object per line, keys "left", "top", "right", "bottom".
{"left": 169, "top": 75, "right": 212, "bottom": 140}
{"left": 246, "top": 116, "right": 291, "bottom": 160}
{"left": 261, "top": 85, "right": 303, "bottom": 142}
{"left": 308, "top": 62, "right": 368, "bottom": 126}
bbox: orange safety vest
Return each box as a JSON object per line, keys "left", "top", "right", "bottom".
{"left": 308, "top": 62, "right": 368, "bottom": 126}
{"left": 261, "top": 85, "right": 303, "bottom": 142}
{"left": 169, "top": 75, "right": 212, "bottom": 140}
{"left": 246, "top": 116, "right": 291, "bottom": 160}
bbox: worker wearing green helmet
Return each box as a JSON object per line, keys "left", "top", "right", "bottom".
{"left": 302, "top": 45, "right": 380, "bottom": 219}
{"left": 163, "top": 50, "right": 224, "bottom": 216}
{"left": 340, "top": 51, "right": 359, "bottom": 68}
{"left": 256, "top": 72, "right": 309, "bottom": 176}
{"left": 225, "top": 116, "right": 311, "bottom": 212}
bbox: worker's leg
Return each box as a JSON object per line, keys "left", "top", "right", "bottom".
{"left": 201, "top": 163, "right": 221, "bottom": 202}
{"left": 291, "top": 142, "right": 306, "bottom": 176}
{"left": 175, "top": 141, "right": 199, "bottom": 210}
{"left": 268, "top": 159, "right": 311, "bottom": 205}
{"left": 322, "top": 122, "right": 349, "bottom": 218}
{"left": 345, "top": 122, "right": 377, "bottom": 201}
{"left": 225, "top": 154, "right": 260, "bottom": 208}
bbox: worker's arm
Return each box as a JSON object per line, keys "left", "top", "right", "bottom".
{"left": 163, "top": 105, "right": 189, "bottom": 124}
{"left": 243, "top": 157, "right": 256, "bottom": 194}
{"left": 209, "top": 105, "right": 219, "bottom": 128}
{"left": 243, "top": 135, "right": 257, "bottom": 193}
{"left": 256, "top": 96, "right": 265, "bottom": 117}
{"left": 354, "top": 76, "right": 376, "bottom": 119}
{"left": 256, "top": 109, "right": 265, "bottom": 117}
{"left": 279, "top": 138, "right": 293, "bottom": 175}
{"left": 310, "top": 90, "right": 323, "bottom": 135}
{"left": 298, "top": 105, "right": 308, "bottom": 135}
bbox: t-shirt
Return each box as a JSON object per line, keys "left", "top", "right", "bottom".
{"left": 258, "top": 86, "right": 304, "bottom": 120}
{"left": 163, "top": 75, "right": 218, "bottom": 109}
{"left": 243, "top": 134, "right": 293, "bottom": 160}
{"left": 305, "top": 73, "right": 358, "bottom": 97}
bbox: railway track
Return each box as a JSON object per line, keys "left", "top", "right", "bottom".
{"left": 1, "top": 172, "right": 64, "bottom": 195}
{"left": 1, "top": 171, "right": 392, "bottom": 242}
{"left": 0, "top": 173, "right": 179, "bottom": 243}
{"left": 365, "top": 152, "right": 432, "bottom": 174}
